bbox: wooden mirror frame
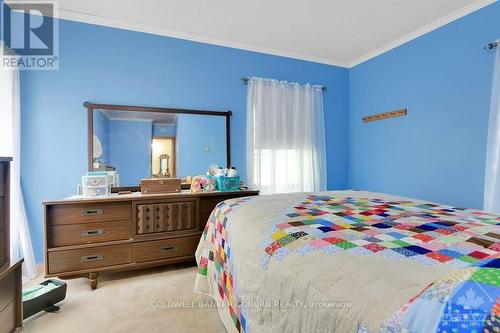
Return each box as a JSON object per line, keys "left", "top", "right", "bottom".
{"left": 85, "top": 101, "right": 232, "bottom": 185}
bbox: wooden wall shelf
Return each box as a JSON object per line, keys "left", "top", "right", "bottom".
{"left": 362, "top": 109, "right": 407, "bottom": 123}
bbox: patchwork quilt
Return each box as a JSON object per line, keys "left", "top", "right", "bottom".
{"left": 194, "top": 191, "right": 500, "bottom": 333}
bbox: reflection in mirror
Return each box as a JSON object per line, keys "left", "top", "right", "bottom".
{"left": 92, "top": 109, "right": 227, "bottom": 187}
{"left": 152, "top": 137, "right": 175, "bottom": 177}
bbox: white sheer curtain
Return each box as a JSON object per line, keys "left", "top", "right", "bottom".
{"left": 484, "top": 45, "right": 500, "bottom": 213}
{"left": 0, "top": 43, "right": 38, "bottom": 280}
{"left": 246, "top": 77, "right": 326, "bottom": 194}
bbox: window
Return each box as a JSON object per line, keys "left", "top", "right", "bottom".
{"left": 246, "top": 77, "right": 326, "bottom": 194}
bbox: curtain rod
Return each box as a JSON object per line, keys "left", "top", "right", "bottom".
{"left": 241, "top": 77, "right": 327, "bottom": 91}
{"left": 484, "top": 41, "right": 498, "bottom": 50}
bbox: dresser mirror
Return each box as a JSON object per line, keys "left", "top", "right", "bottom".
{"left": 85, "top": 102, "right": 231, "bottom": 188}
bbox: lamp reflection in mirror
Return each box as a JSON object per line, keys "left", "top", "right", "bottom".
{"left": 93, "top": 134, "right": 103, "bottom": 169}
{"left": 159, "top": 154, "right": 171, "bottom": 177}
{"left": 151, "top": 137, "right": 176, "bottom": 177}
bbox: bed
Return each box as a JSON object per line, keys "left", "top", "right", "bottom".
{"left": 194, "top": 190, "right": 499, "bottom": 333}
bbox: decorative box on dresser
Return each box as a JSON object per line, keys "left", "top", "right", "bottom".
{"left": 44, "top": 189, "right": 259, "bottom": 289}
{"left": 0, "top": 157, "right": 23, "bottom": 333}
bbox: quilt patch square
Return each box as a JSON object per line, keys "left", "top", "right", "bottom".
{"left": 271, "top": 230, "right": 288, "bottom": 240}
{"left": 485, "top": 232, "right": 500, "bottom": 240}
{"left": 372, "top": 223, "right": 392, "bottom": 229}
{"left": 386, "top": 231, "right": 407, "bottom": 239}
{"left": 379, "top": 241, "right": 401, "bottom": 249}
{"left": 392, "top": 240, "right": 412, "bottom": 247}
{"left": 469, "top": 251, "right": 490, "bottom": 260}
{"left": 434, "top": 228, "right": 454, "bottom": 235}
{"left": 310, "top": 239, "right": 331, "bottom": 249}
{"left": 482, "top": 258, "right": 500, "bottom": 268}
{"left": 336, "top": 241, "right": 357, "bottom": 250}
{"left": 458, "top": 255, "right": 479, "bottom": 264}
{"left": 265, "top": 242, "right": 281, "bottom": 255}
{"left": 364, "top": 236, "right": 382, "bottom": 243}
{"left": 489, "top": 243, "right": 500, "bottom": 251}
{"left": 408, "top": 227, "right": 426, "bottom": 233}
{"left": 412, "top": 233, "right": 435, "bottom": 242}
{"left": 351, "top": 226, "right": 369, "bottom": 232}
{"left": 392, "top": 247, "right": 418, "bottom": 257}
{"left": 434, "top": 220, "right": 458, "bottom": 227}
{"left": 290, "top": 231, "right": 309, "bottom": 239}
{"left": 277, "top": 235, "right": 296, "bottom": 247}
{"left": 467, "top": 236, "right": 494, "bottom": 248}
{"left": 426, "top": 252, "right": 453, "bottom": 263}
{"left": 405, "top": 245, "right": 431, "bottom": 255}
{"left": 437, "top": 249, "right": 463, "bottom": 258}
{"left": 317, "top": 226, "right": 334, "bottom": 233}
{"left": 364, "top": 243, "right": 386, "bottom": 252}
{"left": 417, "top": 224, "right": 439, "bottom": 231}
{"left": 288, "top": 221, "right": 305, "bottom": 227}
{"left": 470, "top": 267, "right": 500, "bottom": 286}
{"left": 308, "top": 209, "right": 328, "bottom": 216}
{"left": 323, "top": 237, "right": 344, "bottom": 244}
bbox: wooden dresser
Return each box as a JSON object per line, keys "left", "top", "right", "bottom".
{"left": 0, "top": 157, "right": 23, "bottom": 332}
{"left": 44, "top": 189, "right": 258, "bottom": 289}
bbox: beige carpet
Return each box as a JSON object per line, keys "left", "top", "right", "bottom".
{"left": 23, "top": 263, "right": 226, "bottom": 333}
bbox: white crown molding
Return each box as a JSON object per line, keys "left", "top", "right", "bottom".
{"left": 348, "top": 0, "right": 497, "bottom": 68}
{"left": 53, "top": 8, "right": 349, "bottom": 68}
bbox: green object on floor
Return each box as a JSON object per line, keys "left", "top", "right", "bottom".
{"left": 22, "top": 284, "right": 43, "bottom": 297}
{"left": 22, "top": 282, "right": 60, "bottom": 302}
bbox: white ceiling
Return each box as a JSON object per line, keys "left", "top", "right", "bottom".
{"left": 34, "top": 0, "right": 497, "bottom": 67}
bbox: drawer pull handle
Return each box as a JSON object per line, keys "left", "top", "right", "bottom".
{"left": 159, "top": 245, "right": 177, "bottom": 252}
{"left": 81, "top": 229, "right": 104, "bottom": 237}
{"left": 159, "top": 181, "right": 165, "bottom": 185}
{"left": 81, "top": 254, "right": 104, "bottom": 262}
{"left": 81, "top": 209, "right": 104, "bottom": 216}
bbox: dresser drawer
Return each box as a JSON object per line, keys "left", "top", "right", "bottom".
{"left": 0, "top": 271, "right": 15, "bottom": 313}
{"left": 48, "top": 202, "right": 131, "bottom": 225}
{"left": 48, "top": 244, "right": 131, "bottom": 274}
{"left": 50, "top": 220, "right": 132, "bottom": 247}
{"left": 0, "top": 300, "right": 16, "bottom": 333}
{"left": 133, "top": 235, "right": 199, "bottom": 263}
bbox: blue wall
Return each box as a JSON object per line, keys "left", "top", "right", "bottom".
{"left": 153, "top": 123, "right": 176, "bottom": 137}
{"left": 20, "top": 18, "right": 349, "bottom": 262}
{"left": 108, "top": 119, "right": 152, "bottom": 186}
{"left": 176, "top": 114, "right": 227, "bottom": 177}
{"left": 348, "top": 2, "right": 500, "bottom": 209}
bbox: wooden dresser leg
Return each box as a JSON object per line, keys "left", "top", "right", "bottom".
{"left": 89, "top": 272, "right": 98, "bottom": 289}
